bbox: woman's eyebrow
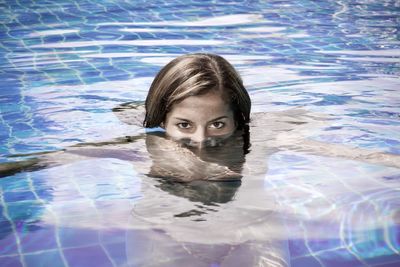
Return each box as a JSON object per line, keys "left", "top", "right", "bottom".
{"left": 208, "top": 116, "right": 228, "bottom": 123}
{"left": 173, "top": 117, "right": 193, "bottom": 122}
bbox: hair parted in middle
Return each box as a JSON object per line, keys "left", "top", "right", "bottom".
{"left": 143, "top": 53, "right": 251, "bottom": 129}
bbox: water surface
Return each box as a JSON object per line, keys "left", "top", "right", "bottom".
{"left": 0, "top": 0, "right": 399, "bottom": 266}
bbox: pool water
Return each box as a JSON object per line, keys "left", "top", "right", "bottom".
{"left": 0, "top": 0, "right": 399, "bottom": 266}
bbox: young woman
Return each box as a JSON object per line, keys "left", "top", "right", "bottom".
{"left": 144, "top": 53, "right": 250, "bottom": 147}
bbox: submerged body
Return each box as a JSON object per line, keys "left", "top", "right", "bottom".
{"left": 1, "top": 106, "right": 400, "bottom": 267}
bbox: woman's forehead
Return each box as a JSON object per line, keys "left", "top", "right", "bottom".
{"left": 168, "top": 92, "right": 233, "bottom": 118}
{"left": 174, "top": 91, "right": 230, "bottom": 108}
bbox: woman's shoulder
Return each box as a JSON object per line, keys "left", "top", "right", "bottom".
{"left": 248, "top": 108, "right": 329, "bottom": 144}
{"left": 113, "top": 101, "right": 145, "bottom": 127}
{"left": 250, "top": 108, "right": 329, "bottom": 127}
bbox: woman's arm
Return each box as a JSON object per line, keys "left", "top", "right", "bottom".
{"left": 0, "top": 133, "right": 244, "bottom": 182}
{"left": 0, "top": 135, "right": 146, "bottom": 178}
{"left": 282, "top": 136, "right": 400, "bottom": 168}
{"left": 251, "top": 109, "right": 400, "bottom": 168}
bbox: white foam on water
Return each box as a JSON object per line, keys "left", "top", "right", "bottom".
{"left": 317, "top": 49, "right": 400, "bottom": 56}
{"left": 27, "top": 29, "right": 79, "bottom": 37}
{"left": 139, "top": 54, "right": 274, "bottom": 66}
{"left": 81, "top": 52, "right": 181, "bottom": 58}
{"left": 239, "top": 26, "right": 286, "bottom": 32}
{"left": 99, "top": 14, "right": 266, "bottom": 27}
{"left": 30, "top": 39, "right": 225, "bottom": 48}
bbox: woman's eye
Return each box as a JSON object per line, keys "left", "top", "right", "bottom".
{"left": 210, "top": 122, "right": 225, "bottom": 129}
{"left": 177, "top": 122, "right": 191, "bottom": 129}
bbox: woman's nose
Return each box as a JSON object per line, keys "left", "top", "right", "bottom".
{"left": 190, "top": 127, "right": 207, "bottom": 148}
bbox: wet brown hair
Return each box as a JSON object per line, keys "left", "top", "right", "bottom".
{"left": 143, "top": 53, "right": 251, "bottom": 129}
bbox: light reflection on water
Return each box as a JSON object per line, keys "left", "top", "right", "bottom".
{"left": 0, "top": 0, "right": 399, "bottom": 266}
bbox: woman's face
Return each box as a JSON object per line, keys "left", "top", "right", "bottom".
{"left": 164, "top": 91, "right": 236, "bottom": 148}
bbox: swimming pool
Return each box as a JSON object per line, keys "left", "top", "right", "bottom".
{"left": 0, "top": 0, "right": 399, "bottom": 266}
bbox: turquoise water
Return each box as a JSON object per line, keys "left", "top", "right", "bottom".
{"left": 0, "top": 0, "right": 399, "bottom": 266}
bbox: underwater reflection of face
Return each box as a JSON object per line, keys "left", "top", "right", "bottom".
{"left": 164, "top": 91, "right": 236, "bottom": 149}
{"left": 145, "top": 132, "right": 245, "bottom": 205}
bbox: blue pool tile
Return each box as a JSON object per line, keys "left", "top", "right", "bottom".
{"left": 6, "top": 200, "right": 44, "bottom": 222}
{"left": 0, "top": 175, "right": 31, "bottom": 191}
{"left": 33, "top": 187, "right": 54, "bottom": 201}
{"left": 18, "top": 225, "right": 58, "bottom": 253}
{"left": 63, "top": 245, "right": 114, "bottom": 267}
{"left": 81, "top": 76, "right": 106, "bottom": 84}
{"left": 41, "top": 187, "right": 80, "bottom": 202}
{"left": 0, "top": 231, "right": 19, "bottom": 255}
{"left": 363, "top": 253, "right": 400, "bottom": 266}
{"left": 317, "top": 248, "right": 364, "bottom": 267}
{"left": 350, "top": 228, "right": 394, "bottom": 260}
{"left": 290, "top": 255, "right": 323, "bottom": 267}
{"left": 289, "top": 239, "right": 312, "bottom": 258}
{"left": 8, "top": 129, "right": 35, "bottom": 140}
{"left": 375, "top": 260, "right": 400, "bottom": 267}
{"left": 0, "top": 217, "right": 13, "bottom": 234}
{"left": 0, "top": 256, "right": 23, "bottom": 267}
{"left": 4, "top": 190, "right": 37, "bottom": 203}
{"left": 2, "top": 111, "right": 29, "bottom": 123}
{"left": 102, "top": 241, "right": 127, "bottom": 267}
{"left": 42, "top": 35, "right": 66, "bottom": 44}
{"left": 306, "top": 238, "right": 342, "bottom": 255}
{"left": 24, "top": 250, "right": 65, "bottom": 267}
{"left": 59, "top": 227, "right": 99, "bottom": 248}
{"left": 103, "top": 73, "right": 132, "bottom": 81}
{"left": 99, "top": 228, "right": 126, "bottom": 244}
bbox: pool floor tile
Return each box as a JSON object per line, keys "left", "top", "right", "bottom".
{"left": 24, "top": 250, "right": 65, "bottom": 267}
{"left": 0, "top": 256, "right": 23, "bottom": 267}
{"left": 59, "top": 227, "right": 99, "bottom": 248}
{"left": 18, "top": 225, "right": 58, "bottom": 253}
{"left": 63, "top": 245, "right": 114, "bottom": 267}
{"left": 102, "top": 241, "right": 128, "bottom": 267}
{"left": 0, "top": 231, "right": 19, "bottom": 255}
{"left": 3, "top": 191, "right": 37, "bottom": 203}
